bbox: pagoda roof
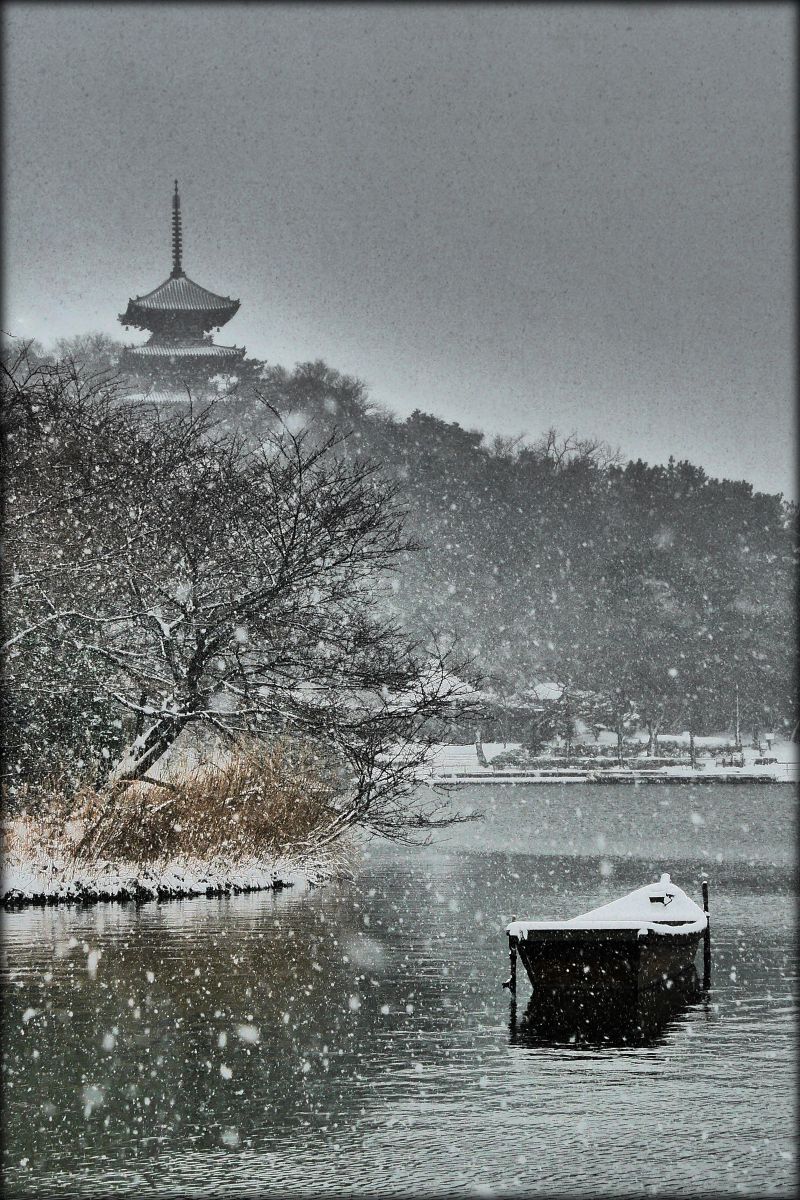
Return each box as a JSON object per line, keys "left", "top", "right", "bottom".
{"left": 125, "top": 388, "right": 244, "bottom": 406}
{"left": 122, "top": 341, "right": 245, "bottom": 359}
{"left": 120, "top": 273, "right": 240, "bottom": 324}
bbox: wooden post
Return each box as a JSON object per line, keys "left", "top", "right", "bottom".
{"left": 701, "top": 877, "right": 711, "bottom": 988}
{"left": 734, "top": 684, "right": 741, "bottom": 752}
{"left": 503, "top": 936, "right": 517, "bottom": 993}
{"left": 504, "top": 915, "right": 518, "bottom": 993}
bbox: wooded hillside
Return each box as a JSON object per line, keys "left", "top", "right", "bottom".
{"left": 236, "top": 359, "right": 797, "bottom": 741}
{"left": 17, "top": 340, "right": 798, "bottom": 746}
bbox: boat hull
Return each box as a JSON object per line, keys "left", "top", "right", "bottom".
{"left": 513, "top": 925, "right": 704, "bottom": 995}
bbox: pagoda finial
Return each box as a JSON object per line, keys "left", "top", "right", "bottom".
{"left": 171, "top": 180, "right": 184, "bottom": 277}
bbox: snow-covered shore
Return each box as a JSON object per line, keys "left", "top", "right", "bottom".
{"left": 1, "top": 826, "right": 347, "bottom": 910}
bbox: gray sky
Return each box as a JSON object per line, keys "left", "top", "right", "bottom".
{"left": 4, "top": 3, "right": 795, "bottom": 497}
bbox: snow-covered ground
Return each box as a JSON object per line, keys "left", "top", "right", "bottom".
{"left": 427, "top": 742, "right": 518, "bottom": 774}
{"left": 1, "top": 820, "right": 346, "bottom": 908}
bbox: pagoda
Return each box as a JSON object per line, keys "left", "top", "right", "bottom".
{"left": 119, "top": 182, "right": 245, "bottom": 395}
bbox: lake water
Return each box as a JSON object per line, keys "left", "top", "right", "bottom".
{"left": 2, "top": 782, "right": 797, "bottom": 1197}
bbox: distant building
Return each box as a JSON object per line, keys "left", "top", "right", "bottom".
{"left": 118, "top": 182, "right": 246, "bottom": 400}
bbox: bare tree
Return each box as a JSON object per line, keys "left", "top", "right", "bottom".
{"left": 485, "top": 432, "right": 528, "bottom": 459}
{"left": 533, "top": 427, "right": 622, "bottom": 471}
{"left": 2, "top": 345, "right": 475, "bottom": 839}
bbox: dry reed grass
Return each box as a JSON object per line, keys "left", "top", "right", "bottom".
{"left": 74, "top": 738, "right": 344, "bottom": 865}
{"left": 2, "top": 773, "right": 99, "bottom": 866}
{"left": 3, "top": 738, "right": 346, "bottom": 872}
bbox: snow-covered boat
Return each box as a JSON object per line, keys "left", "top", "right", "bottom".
{"left": 504, "top": 874, "right": 709, "bottom": 996}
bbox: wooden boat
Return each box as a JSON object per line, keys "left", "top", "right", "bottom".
{"left": 504, "top": 873, "right": 710, "bottom": 996}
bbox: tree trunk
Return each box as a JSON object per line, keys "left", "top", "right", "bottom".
{"left": 109, "top": 713, "right": 191, "bottom": 789}
{"left": 689, "top": 729, "right": 696, "bottom": 769}
{"left": 527, "top": 717, "right": 542, "bottom": 757}
{"left": 475, "top": 726, "right": 488, "bottom": 768}
{"left": 646, "top": 719, "right": 660, "bottom": 757}
{"left": 132, "top": 690, "right": 148, "bottom": 744}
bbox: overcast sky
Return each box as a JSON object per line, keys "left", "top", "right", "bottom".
{"left": 4, "top": 3, "right": 795, "bottom": 496}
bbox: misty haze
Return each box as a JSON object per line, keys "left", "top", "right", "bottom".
{"left": 2, "top": 4, "right": 796, "bottom": 1199}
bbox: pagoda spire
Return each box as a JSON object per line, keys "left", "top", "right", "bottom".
{"left": 171, "top": 180, "right": 184, "bottom": 278}
{"left": 118, "top": 180, "right": 245, "bottom": 393}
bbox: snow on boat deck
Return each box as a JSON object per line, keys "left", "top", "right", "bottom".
{"left": 507, "top": 874, "right": 708, "bottom": 940}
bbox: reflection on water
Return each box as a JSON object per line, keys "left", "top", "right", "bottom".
{"left": 2, "top": 782, "right": 797, "bottom": 1197}
{"left": 510, "top": 967, "right": 706, "bottom": 1049}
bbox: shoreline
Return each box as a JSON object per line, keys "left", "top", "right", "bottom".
{"left": 425, "top": 739, "right": 799, "bottom": 788}
{"left": 1, "top": 850, "right": 346, "bottom": 912}
{"left": 429, "top": 769, "right": 798, "bottom": 787}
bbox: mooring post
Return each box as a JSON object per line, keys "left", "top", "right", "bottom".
{"left": 503, "top": 914, "right": 518, "bottom": 993}
{"left": 701, "top": 877, "right": 711, "bottom": 988}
